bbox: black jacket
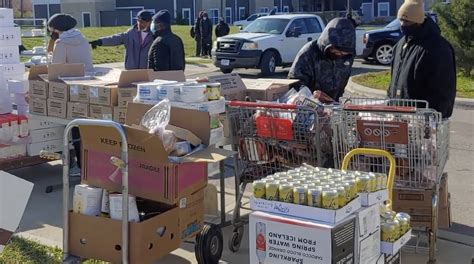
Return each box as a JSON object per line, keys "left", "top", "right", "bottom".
{"left": 148, "top": 28, "right": 185, "bottom": 71}
{"left": 215, "top": 21, "right": 230, "bottom": 37}
{"left": 200, "top": 18, "right": 213, "bottom": 39}
{"left": 288, "top": 18, "right": 356, "bottom": 100}
{"left": 388, "top": 17, "right": 456, "bottom": 118}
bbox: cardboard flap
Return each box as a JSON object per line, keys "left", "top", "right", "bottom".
{"left": 167, "top": 124, "right": 202, "bottom": 146}
{"left": 183, "top": 147, "right": 235, "bottom": 163}
{"left": 242, "top": 79, "right": 274, "bottom": 91}
{"left": 47, "top": 63, "right": 85, "bottom": 81}
{"left": 117, "top": 69, "right": 150, "bottom": 88}
{"left": 148, "top": 70, "right": 186, "bottom": 82}
{"left": 28, "top": 65, "right": 48, "bottom": 80}
{"left": 207, "top": 73, "right": 246, "bottom": 93}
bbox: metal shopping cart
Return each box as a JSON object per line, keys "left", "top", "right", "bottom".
{"left": 225, "top": 101, "right": 335, "bottom": 252}
{"left": 332, "top": 98, "right": 450, "bottom": 263}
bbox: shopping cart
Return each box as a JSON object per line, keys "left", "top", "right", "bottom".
{"left": 40, "top": 119, "right": 224, "bottom": 264}
{"left": 332, "top": 98, "right": 450, "bottom": 263}
{"left": 226, "top": 101, "right": 335, "bottom": 252}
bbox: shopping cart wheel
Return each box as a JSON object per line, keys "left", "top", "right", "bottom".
{"left": 228, "top": 225, "right": 244, "bottom": 252}
{"left": 62, "top": 255, "right": 81, "bottom": 264}
{"left": 195, "top": 224, "right": 223, "bottom": 264}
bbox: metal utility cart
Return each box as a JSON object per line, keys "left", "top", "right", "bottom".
{"left": 41, "top": 119, "right": 226, "bottom": 264}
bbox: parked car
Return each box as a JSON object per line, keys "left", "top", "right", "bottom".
{"left": 213, "top": 14, "right": 326, "bottom": 75}
{"left": 362, "top": 14, "right": 438, "bottom": 65}
{"left": 233, "top": 13, "right": 268, "bottom": 28}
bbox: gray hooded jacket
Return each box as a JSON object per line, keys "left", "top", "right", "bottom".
{"left": 288, "top": 18, "right": 356, "bottom": 100}
{"left": 52, "top": 29, "right": 93, "bottom": 72}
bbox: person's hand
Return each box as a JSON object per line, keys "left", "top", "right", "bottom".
{"left": 313, "top": 90, "right": 335, "bottom": 104}
{"left": 89, "top": 39, "right": 102, "bottom": 49}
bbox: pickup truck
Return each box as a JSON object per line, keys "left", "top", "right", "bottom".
{"left": 212, "top": 14, "right": 326, "bottom": 76}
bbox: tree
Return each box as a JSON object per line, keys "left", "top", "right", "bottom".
{"left": 433, "top": 0, "right": 474, "bottom": 76}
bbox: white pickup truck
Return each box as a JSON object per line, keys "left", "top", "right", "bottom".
{"left": 212, "top": 14, "right": 326, "bottom": 76}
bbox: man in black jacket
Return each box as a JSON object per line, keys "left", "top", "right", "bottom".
{"left": 148, "top": 10, "right": 185, "bottom": 71}
{"left": 388, "top": 0, "right": 456, "bottom": 118}
{"left": 200, "top": 12, "right": 213, "bottom": 57}
{"left": 215, "top": 17, "right": 230, "bottom": 37}
{"left": 191, "top": 11, "right": 203, "bottom": 56}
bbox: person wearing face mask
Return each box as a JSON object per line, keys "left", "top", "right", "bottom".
{"left": 199, "top": 11, "right": 213, "bottom": 58}
{"left": 288, "top": 17, "right": 356, "bottom": 102}
{"left": 47, "top": 13, "right": 93, "bottom": 72}
{"left": 190, "top": 11, "right": 204, "bottom": 56}
{"left": 88, "top": 10, "right": 154, "bottom": 70}
{"left": 388, "top": 0, "right": 456, "bottom": 118}
{"left": 148, "top": 10, "right": 185, "bottom": 71}
{"left": 215, "top": 17, "right": 230, "bottom": 38}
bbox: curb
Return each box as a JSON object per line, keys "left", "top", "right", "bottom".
{"left": 346, "top": 76, "right": 474, "bottom": 110}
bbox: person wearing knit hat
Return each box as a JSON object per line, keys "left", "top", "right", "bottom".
{"left": 387, "top": 0, "right": 456, "bottom": 118}
{"left": 88, "top": 10, "right": 155, "bottom": 70}
{"left": 148, "top": 10, "right": 185, "bottom": 71}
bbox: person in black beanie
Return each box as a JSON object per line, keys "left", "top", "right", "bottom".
{"left": 148, "top": 10, "right": 185, "bottom": 71}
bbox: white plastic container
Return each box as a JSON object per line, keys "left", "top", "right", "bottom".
{"left": 177, "top": 84, "right": 208, "bottom": 103}
{"left": 109, "top": 193, "right": 140, "bottom": 222}
{"left": 158, "top": 83, "right": 182, "bottom": 101}
{"left": 72, "top": 185, "right": 103, "bottom": 217}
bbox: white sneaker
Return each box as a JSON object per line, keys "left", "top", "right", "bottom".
{"left": 69, "top": 165, "right": 81, "bottom": 177}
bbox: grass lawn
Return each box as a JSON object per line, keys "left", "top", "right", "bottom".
{"left": 352, "top": 71, "right": 474, "bottom": 98}
{"left": 21, "top": 25, "right": 239, "bottom": 65}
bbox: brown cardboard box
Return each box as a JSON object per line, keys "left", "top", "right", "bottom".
{"left": 89, "top": 104, "right": 113, "bottom": 120}
{"left": 118, "top": 88, "right": 137, "bottom": 107}
{"left": 207, "top": 73, "right": 246, "bottom": 101}
{"left": 80, "top": 103, "right": 233, "bottom": 203}
{"left": 28, "top": 65, "right": 49, "bottom": 99}
{"left": 178, "top": 187, "right": 205, "bottom": 239}
{"left": 47, "top": 63, "right": 85, "bottom": 80}
{"left": 69, "top": 83, "right": 91, "bottom": 103}
{"left": 48, "top": 81, "right": 69, "bottom": 101}
{"left": 47, "top": 99, "right": 67, "bottom": 118}
{"left": 88, "top": 86, "right": 118, "bottom": 106}
{"left": 30, "top": 98, "right": 47, "bottom": 116}
{"left": 113, "top": 107, "right": 127, "bottom": 124}
{"left": 243, "top": 79, "right": 299, "bottom": 101}
{"left": 67, "top": 102, "right": 89, "bottom": 119}
{"left": 69, "top": 205, "right": 181, "bottom": 263}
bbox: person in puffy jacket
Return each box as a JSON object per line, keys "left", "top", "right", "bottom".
{"left": 48, "top": 13, "right": 93, "bottom": 72}
{"left": 387, "top": 0, "right": 456, "bottom": 118}
{"left": 288, "top": 17, "right": 356, "bottom": 102}
{"left": 199, "top": 12, "right": 213, "bottom": 57}
{"left": 215, "top": 17, "right": 230, "bottom": 37}
{"left": 88, "top": 10, "right": 154, "bottom": 70}
{"left": 148, "top": 10, "right": 185, "bottom": 71}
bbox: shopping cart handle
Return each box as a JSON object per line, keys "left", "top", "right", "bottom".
{"left": 228, "top": 101, "right": 297, "bottom": 110}
{"left": 39, "top": 150, "right": 61, "bottom": 161}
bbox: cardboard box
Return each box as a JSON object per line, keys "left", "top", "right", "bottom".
{"left": 0, "top": 8, "right": 14, "bottom": 27}
{"left": 69, "top": 205, "right": 181, "bottom": 263}
{"left": 148, "top": 70, "right": 186, "bottom": 82}
{"left": 376, "top": 252, "right": 401, "bottom": 264}
{"left": 207, "top": 73, "right": 246, "bottom": 101}
{"left": 0, "top": 27, "right": 21, "bottom": 46}
{"left": 89, "top": 105, "right": 113, "bottom": 120}
{"left": 80, "top": 103, "right": 233, "bottom": 203}
{"left": 67, "top": 102, "right": 89, "bottom": 119}
{"left": 380, "top": 229, "right": 412, "bottom": 255}
{"left": 48, "top": 81, "right": 69, "bottom": 101}
{"left": 68, "top": 83, "right": 90, "bottom": 102}
{"left": 0, "top": 45, "right": 20, "bottom": 64}
{"left": 170, "top": 97, "right": 226, "bottom": 115}
{"left": 0, "top": 171, "right": 34, "bottom": 253}
{"left": 178, "top": 187, "right": 205, "bottom": 239}
{"left": 355, "top": 204, "right": 380, "bottom": 240}
{"left": 7, "top": 79, "right": 27, "bottom": 93}
{"left": 27, "top": 139, "right": 62, "bottom": 156}
{"left": 28, "top": 119, "right": 63, "bottom": 130}
{"left": 249, "top": 211, "right": 355, "bottom": 264}
{"left": 244, "top": 79, "right": 299, "bottom": 101}
{"left": 250, "top": 196, "right": 361, "bottom": 224}
{"left": 356, "top": 229, "right": 381, "bottom": 264}
{"left": 0, "top": 63, "right": 25, "bottom": 77}
{"left": 118, "top": 87, "right": 137, "bottom": 107}
{"left": 29, "top": 126, "right": 65, "bottom": 143}
{"left": 113, "top": 107, "right": 127, "bottom": 124}
{"left": 89, "top": 86, "right": 118, "bottom": 106}
{"left": 47, "top": 99, "right": 67, "bottom": 119}
{"left": 28, "top": 65, "right": 49, "bottom": 99}
{"left": 29, "top": 98, "right": 47, "bottom": 116}
{"left": 360, "top": 189, "right": 388, "bottom": 207}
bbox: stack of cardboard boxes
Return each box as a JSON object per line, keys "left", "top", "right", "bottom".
{"left": 26, "top": 119, "right": 65, "bottom": 156}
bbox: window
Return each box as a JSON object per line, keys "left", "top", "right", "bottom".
{"left": 182, "top": 8, "right": 191, "bottom": 25}
{"left": 209, "top": 8, "right": 219, "bottom": 25}
{"left": 283, "top": 6, "right": 290, "bottom": 13}
{"left": 259, "top": 7, "right": 269, "bottom": 13}
{"left": 287, "top": 19, "right": 309, "bottom": 35}
{"left": 225, "top": 7, "right": 232, "bottom": 24}
{"left": 378, "top": 2, "right": 390, "bottom": 17}
{"left": 239, "top": 7, "right": 246, "bottom": 20}
{"left": 304, "top": 17, "right": 322, "bottom": 33}
{"left": 244, "top": 18, "right": 289, "bottom": 34}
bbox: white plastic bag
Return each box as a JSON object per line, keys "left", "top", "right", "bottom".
{"left": 140, "top": 99, "right": 177, "bottom": 153}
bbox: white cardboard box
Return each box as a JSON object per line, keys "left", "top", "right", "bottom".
{"left": 0, "top": 46, "right": 20, "bottom": 64}
{"left": 29, "top": 126, "right": 65, "bottom": 143}
{"left": 0, "top": 63, "right": 25, "bottom": 77}
{"left": 360, "top": 189, "right": 389, "bottom": 207}
{"left": 357, "top": 229, "right": 381, "bottom": 264}
{"left": 356, "top": 204, "right": 380, "bottom": 240}
{"left": 7, "top": 79, "right": 27, "bottom": 93}
{"left": 28, "top": 118, "right": 63, "bottom": 130}
{"left": 250, "top": 196, "right": 361, "bottom": 224}
{"left": 27, "top": 139, "right": 62, "bottom": 156}
{"left": 170, "top": 97, "right": 225, "bottom": 115}
{"left": 0, "top": 170, "right": 34, "bottom": 253}
{"left": 0, "top": 8, "right": 14, "bottom": 28}
{"left": 249, "top": 211, "right": 356, "bottom": 264}
{"left": 380, "top": 229, "right": 412, "bottom": 255}
{"left": 0, "top": 27, "right": 21, "bottom": 46}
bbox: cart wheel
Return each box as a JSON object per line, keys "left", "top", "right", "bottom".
{"left": 228, "top": 226, "right": 244, "bottom": 253}
{"left": 195, "top": 224, "right": 223, "bottom": 264}
{"left": 45, "top": 186, "right": 53, "bottom": 193}
{"left": 62, "top": 255, "right": 81, "bottom": 264}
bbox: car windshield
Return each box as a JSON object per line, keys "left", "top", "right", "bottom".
{"left": 385, "top": 19, "right": 400, "bottom": 29}
{"left": 247, "top": 14, "right": 257, "bottom": 21}
{"left": 243, "top": 18, "right": 289, "bottom": 34}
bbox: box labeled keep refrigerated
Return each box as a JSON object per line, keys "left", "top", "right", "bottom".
{"left": 29, "top": 126, "right": 65, "bottom": 143}
{"left": 30, "top": 98, "right": 47, "bottom": 116}
{"left": 380, "top": 229, "right": 412, "bottom": 255}
{"left": 67, "top": 102, "right": 89, "bottom": 119}
{"left": 360, "top": 189, "right": 388, "bottom": 207}
{"left": 0, "top": 63, "right": 25, "bottom": 77}
{"left": 89, "top": 105, "right": 113, "bottom": 120}
{"left": 0, "top": 45, "right": 20, "bottom": 64}
{"left": 0, "top": 27, "right": 21, "bottom": 46}
{"left": 207, "top": 73, "right": 246, "bottom": 100}
{"left": 244, "top": 79, "right": 299, "bottom": 101}
{"left": 28, "top": 65, "right": 49, "bottom": 99}
{"left": 28, "top": 118, "right": 63, "bottom": 130}
{"left": 27, "top": 139, "right": 62, "bottom": 156}
{"left": 250, "top": 196, "right": 361, "bottom": 224}
{"left": 249, "top": 211, "right": 355, "bottom": 264}
{"left": 47, "top": 99, "right": 67, "bottom": 119}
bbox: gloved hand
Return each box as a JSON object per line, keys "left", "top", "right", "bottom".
{"left": 89, "top": 39, "right": 102, "bottom": 49}
{"left": 313, "top": 90, "right": 335, "bottom": 104}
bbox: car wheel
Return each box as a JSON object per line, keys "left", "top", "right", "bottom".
{"left": 220, "top": 68, "right": 233, "bottom": 74}
{"left": 375, "top": 44, "right": 394, "bottom": 65}
{"left": 260, "top": 51, "right": 277, "bottom": 76}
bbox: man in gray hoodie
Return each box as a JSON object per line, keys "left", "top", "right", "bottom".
{"left": 89, "top": 10, "right": 154, "bottom": 70}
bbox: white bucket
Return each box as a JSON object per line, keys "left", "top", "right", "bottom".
{"left": 72, "top": 184, "right": 103, "bottom": 216}
{"left": 177, "top": 84, "right": 208, "bottom": 103}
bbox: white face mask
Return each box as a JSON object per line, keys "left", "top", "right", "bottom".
{"left": 203, "top": 17, "right": 207, "bottom": 20}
